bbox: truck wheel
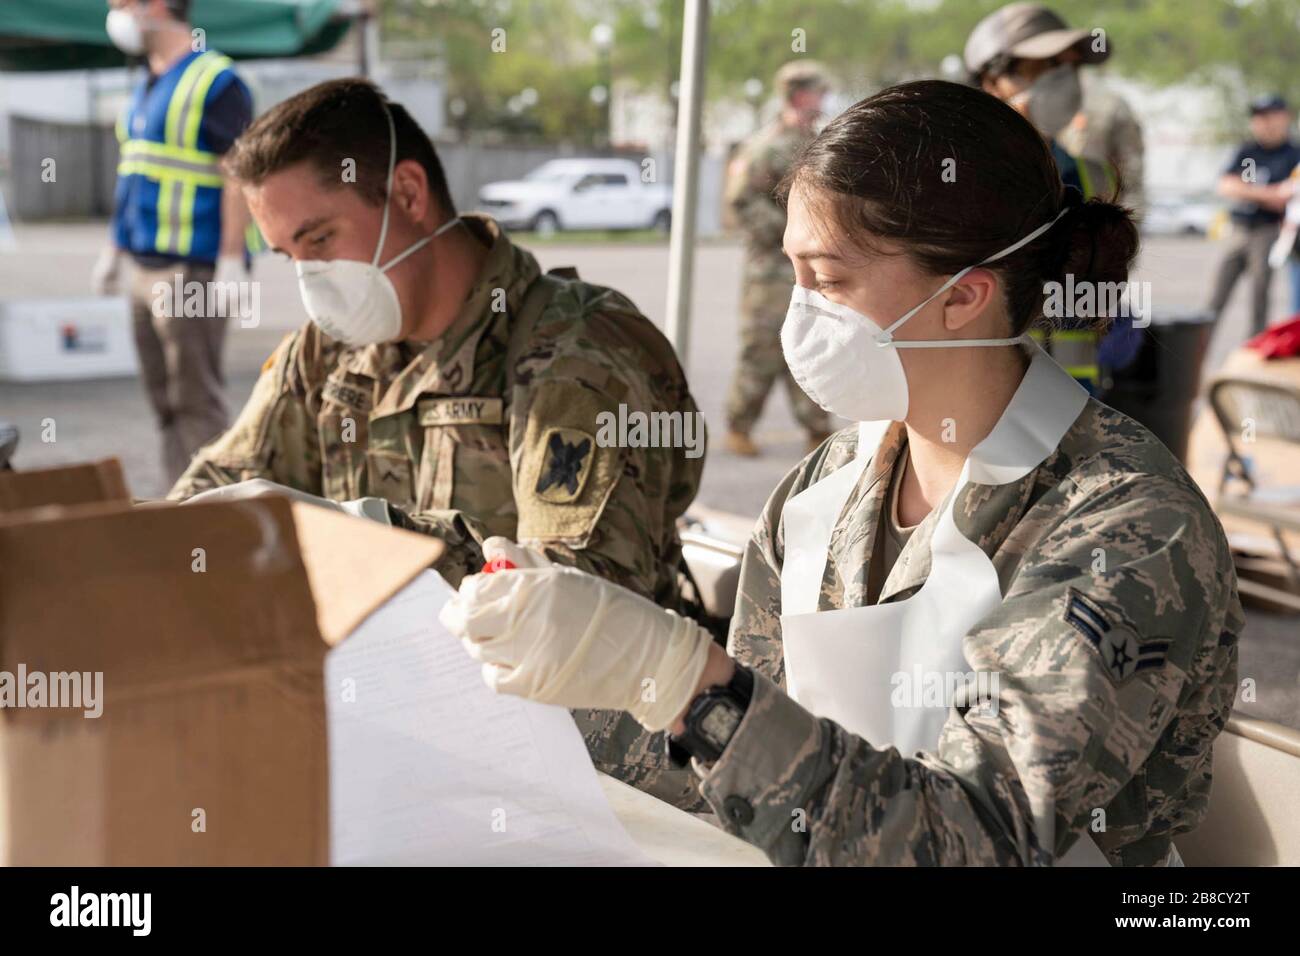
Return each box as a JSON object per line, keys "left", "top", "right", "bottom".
{"left": 652, "top": 209, "right": 671, "bottom": 235}
{"left": 532, "top": 210, "right": 560, "bottom": 237}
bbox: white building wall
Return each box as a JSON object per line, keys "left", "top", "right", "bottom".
{"left": 0, "top": 57, "right": 445, "bottom": 161}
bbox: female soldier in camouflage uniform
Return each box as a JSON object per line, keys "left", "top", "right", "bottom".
{"left": 441, "top": 81, "right": 1242, "bottom": 866}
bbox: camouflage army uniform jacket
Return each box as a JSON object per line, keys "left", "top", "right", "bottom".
{"left": 727, "top": 119, "right": 813, "bottom": 283}
{"left": 170, "top": 215, "right": 708, "bottom": 806}
{"left": 171, "top": 215, "right": 703, "bottom": 606}
{"left": 698, "top": 399, "right": 1242, "bottom": 866}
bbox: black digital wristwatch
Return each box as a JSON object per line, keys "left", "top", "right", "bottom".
{"left": 668, "top": 664, "right": 755, "bottom": 767}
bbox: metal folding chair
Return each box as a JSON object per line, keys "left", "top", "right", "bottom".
{"left": 1206, "top": 374, "right": 1300, "bottom": 611}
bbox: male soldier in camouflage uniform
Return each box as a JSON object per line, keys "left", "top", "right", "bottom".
{"left": 170, "top": 78, "right": 704, "bottom": 804}
{"left": 705, "top": 401, "right": 1242, "bottom": 864}
{"left": 723, "top": 61, "right": 832, "bottom": 457}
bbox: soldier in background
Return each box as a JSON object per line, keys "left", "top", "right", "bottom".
{"left": 1060, "top": 74, "right": 1146, "bottom": 219}
{"left": 966, "top": 4, "right": 1115, "bottom": 205}
{"left": 723, "top": 61, "right": 832, "bottom": 458}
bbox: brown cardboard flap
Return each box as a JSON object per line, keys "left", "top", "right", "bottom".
{"left": 0, "top": 497, "right": 320, "bottom": 685}
{"left": 0, "top": 496, "right": 328, "bottom": 865}
{"left": 290, "top": 502, "right": 445, "bottom": 647}
{"left": 0, "top": 458, "right": 129, "bottom": 513}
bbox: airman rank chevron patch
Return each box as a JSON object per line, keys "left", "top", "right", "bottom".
{"left": 1064, "top": 588, "right": 1170, "bottom": 684}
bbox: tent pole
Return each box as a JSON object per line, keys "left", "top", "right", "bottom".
{"left": 357, "top": 9, "right": 372, "bottom": 77}
{"left": 663, "top": 0, "right": 709, "bottom": 364}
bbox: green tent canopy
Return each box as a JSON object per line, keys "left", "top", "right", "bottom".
{"left": 0, "top": 0, "right": 354, "bottom": 71}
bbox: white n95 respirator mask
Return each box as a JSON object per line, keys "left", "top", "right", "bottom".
{"left": 295, "top": 104, "right": 460, "bottom": 346}
{"left": 780, "top": 205, "right": 1070, "bottom": 423}
{"left": 105, "top": 8, "right": 146, "bottom": 55}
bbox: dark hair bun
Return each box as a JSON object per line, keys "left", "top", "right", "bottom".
{"left": 1049, "top": 198, "right": 1141, "bottom": 331}
{"left": 787, "top": 81, "right": 1143, "bottom": 335}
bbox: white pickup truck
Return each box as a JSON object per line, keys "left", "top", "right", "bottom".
{"left": 477, "top": 158, "right": 673, "bottom": 236}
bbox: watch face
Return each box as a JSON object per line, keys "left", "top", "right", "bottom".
{"left": 699, "top": 699, "right": 742, "bottom": 750}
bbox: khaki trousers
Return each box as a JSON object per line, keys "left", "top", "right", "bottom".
{"left": 1208, "top": 221, "right": 1281, "bottom": 336}
{"left": 129, "top": 261, "right": 229, "bottom": 485}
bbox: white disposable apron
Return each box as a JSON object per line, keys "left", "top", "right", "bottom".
{"left": 780, "top": 342, "right": 1111, "bottom": 866}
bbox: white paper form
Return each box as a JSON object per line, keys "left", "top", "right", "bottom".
{"left": 325, "top": 570, "right": 653, "bottom": 866}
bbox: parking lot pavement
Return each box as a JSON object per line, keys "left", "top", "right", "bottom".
{"left": 2, "top": 221, "right": 1297, "bottom": 727}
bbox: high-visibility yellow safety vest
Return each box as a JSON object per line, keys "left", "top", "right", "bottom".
{"left": 1030, "top": 327, "right": 1102, "bottom": 386}
{"left": 1074, "top": 152, "right": 1118, "bottom": 204}
{"left": 113, "top": 50, "right": 246, "bottom": 262}
{"left": 1037, "top": 149, "right": 1121, "bottom": 391}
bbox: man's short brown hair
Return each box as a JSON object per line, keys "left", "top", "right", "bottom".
{"left": 224, "top": 78, "right": 456, "bottom": 216}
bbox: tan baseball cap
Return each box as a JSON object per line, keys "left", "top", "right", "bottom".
{"left": 775, "top": 60, "right": 830, "bottom": 99}
{"left": 964, "top": 3, "right": 1110, "bottom": 79}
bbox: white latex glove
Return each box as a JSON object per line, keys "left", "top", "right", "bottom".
{"left": 1268, "top": 226, "right": 1296, "bottom": 270}
{"left": 184, "top": 478, "right": 391, "bottom": 525}
{"left": 213, "top": 253, "right": 247, "bottom": 288}
{"left": 479, "top": 535, "right": 551, "bottom": 571}
{"left": 439, "top": 559, "right": 712, "bottom": 731}
{"left": 90, "top": 245, "right": 123, "bottom": 296}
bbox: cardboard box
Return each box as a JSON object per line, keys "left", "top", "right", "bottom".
{"left": 0, "top": 458, "right": 130, "bottom": 514}
{"left": 0, "top": 495, "right": 441, "bottom": 865}
{"left": 0, "top": 458, "right": 768, "bottom": 867}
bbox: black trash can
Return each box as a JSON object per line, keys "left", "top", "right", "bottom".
{"left": 1099, "top": 310, "right": 1215, "bottom": 463}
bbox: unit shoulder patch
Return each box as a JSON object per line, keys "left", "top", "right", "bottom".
{"left": 261, "top": 332, "right": 296, "bottom": 376}
{"left": 514, "top": 379, "right": 622, "bottom": 545}
{"left": 1064, "top": 588, "right": 1170, "bottom": 684}
{"left": 535, "top": 427, "right": 595, "bottom": 503}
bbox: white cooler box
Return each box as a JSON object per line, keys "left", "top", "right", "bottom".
{"left": 0, "top": 296, "right": 138, "bottom": 382}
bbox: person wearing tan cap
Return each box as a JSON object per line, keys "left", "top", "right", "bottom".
{"left": 722, "top": 60, "right": 832, "bottom": 458}
{"left": 965, "top": 2, "right": 1116, "bottom": 203}
{"left": 965, "top": 3, "right": 1130, "bottom": 394}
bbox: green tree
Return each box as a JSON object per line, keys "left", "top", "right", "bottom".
{"left": 376, "top": 0, "right": 1300, "bottom": 145}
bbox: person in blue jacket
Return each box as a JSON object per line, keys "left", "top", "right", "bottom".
{"left": 92, "top": 0, "right": 254, "bottom": 483}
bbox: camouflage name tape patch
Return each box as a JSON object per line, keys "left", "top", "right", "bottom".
{"left": 534, "top": 427, "right": 595, "bottom": 503}
{"left": 418, "top": 396, "right": 504, "bottom": 427}
{"left": 321, "top": 379, "right": 373, "bottom": 414}
{"left": 1064, "top": 588, "right": 1170, "bottom": 684}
